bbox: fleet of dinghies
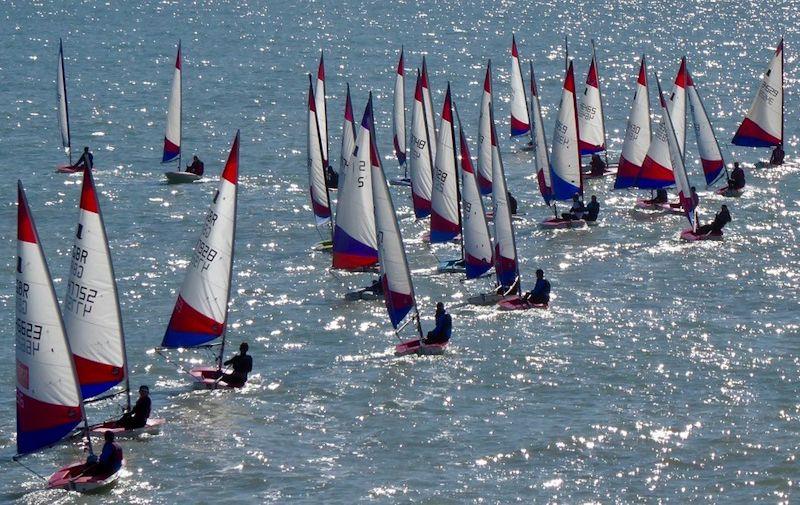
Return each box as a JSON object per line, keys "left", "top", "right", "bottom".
{"left": 16, "top": 34, "right": 790, "bottom": 492}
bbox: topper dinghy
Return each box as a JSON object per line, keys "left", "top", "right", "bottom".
{"left": 162, "top": 41, "right": 202, "bottom": 184}
{"left": 308, "top": 74, "right": 334, "bottom": 251}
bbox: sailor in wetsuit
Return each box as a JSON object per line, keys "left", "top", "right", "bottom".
{"left": 87, "top": 431, "right": 123, "bottom": 475}
{"left": 727, "top": 162, "right": 745, "bottom": 190}
{"left": 71, "top": 146, "right": 93, "bottom": 170}
{"left": 589, "top": 154, "right": 606, "bottom": 176}
{"left": 584, "top": 195, "right": 600, "bottom": 222}
{"left": 696, "top": 204, "right": 731, "bottom": 235}
{"left": 325, "top": 165, "right": 339, "bottom": 189}
{"left": 424, "top": 302, "right": 452, "bottom": 345}
{"left": 221, "top": 342, "right": 253, "bottom": 387}
{"left": 507, "top": 191, "right": 518, "bottom": 215}
{"left": 118, "top": 385, "right": 151, "bottom": 430}
{"left": 186, "top": 155, "right": 204, "bottom": 176}
{"left": 644, "top": 189, "right": 668, "bottom": 205}
{"left": 770, "top": 144, "right": 785, "bottom": 165}
{"left": 561, "top": 194, "right": 586, "bottom": 220}
{"left": 522, "top": 269, "right": 551, "bottom": 305}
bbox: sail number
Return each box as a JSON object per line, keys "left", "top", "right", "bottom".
{"left": 553, "top": 120, "right": 570, "bottom": 146}
{"left": 65, "top": 280, "right": 98, "bottom": 317}
{"left": 16, "top": 316, "right": 42, "bottom": 356}
{"left": 625, "top": 123, "right": 641, "bottom": 141}
{"left": 70, "top": 244, "right": 89, "bottom": 279}
{"left": 357, "top": 160, "right": 367, "bottom": 188}
{"left": 579, "top": 103, "right": 597, "bottom": 121}
{"left": 434, "top": 167, "right": 447, "bottom": 192}
{"left": 191, "top": 238, "right": 218, "bottom": 272}
{"left": 202, "top": 210, "right": 218, "bottom": 238}
{"left": 410, "top": 134, "right": 426, "bottom": 160}
{"left": 759, "top": 82, "right": 779, "bottom": 105}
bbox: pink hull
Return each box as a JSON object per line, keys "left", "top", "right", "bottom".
{"left": 540, "top": 217, "right": 586, "bottom": 229}
{"left": 680, "top": 229, "right": 723, "bottom": 242}
{"left": 716, "top": 186, "right": 744, "bottom": 197}
{"left": 188, "top": 366, "right": 241, "bottom": 389}
{"left": 635, "top": 199, "right": 684, "bottom": 215}
{"left": 497, "top": 295, "right": 548, "bottom": 311}
{"left": 394, "top": 339, "right": 447, "bottom": 357}
{"left": 89, "top": 418, "right": 166, "bottom": 437}
{"left": 48, "top": 460, "right": 123, "bottom": 492}
{"left": 56, "top": 165, "right": 81, "bottom": 173}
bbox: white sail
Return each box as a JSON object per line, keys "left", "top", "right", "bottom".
{"left": 667, "top": 57, "right": 688, "bottom": 156}
{"left": 340, "top": 84, "right": 356, "bottom": 180}
{"left": 16, "top": 181, "right": 84, "bottom": 455}
{"left": 429, "top": 84, "right": 460, "bottom": 243}
{"left": 162, "top": 41, "right": 181, "bottom": 163}
{"left": 63, "top": 167, "right": 127, "bottom": 400}
{"left": 510, "top": 35, "right": 531, "bottom": 138}
{"left": 549, "top": 61, "right": 582, "bottom": 201}
{"left": 490, "top": 107, "right": 519, "bottom": 291}
{"left": 476, "top": 61, "right": 493, "bottom": 195}
{"left": 732, "top": 39, "right": 784, "bottom": 147}
{"left": 308, "top": 77, "right": 331, "bottom": 225}
{"left": 421, "top": 57, "right": 438, "bottom": 160}
{"left": 614, "top": 55, "right": 651, "bottom": 189}
{"left": 57, "top": 39, "right": 71, "bottom": 161}
{"left": 409, "top": 71, "right": 433, "bottom": 219}
{"left": 529, "top": 61, "right": 552, "bottom": 203}
{"left": 315, "top": 53, "right": 329, "bottom": 167}
{"left": 686, "top": 67, "right": 726, "bottom": 186}
{"left": 577, "top": 48, "right": 606, "bottom": 154}
{"left": 392, "top": 48, "right": 407, "bottom": 168}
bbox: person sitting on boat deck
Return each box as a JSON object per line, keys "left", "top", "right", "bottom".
{"left": 87, "top": 431, "right": 123, "bottom": 475}
{"left": 117, "top": 385, "right": 151, "bottom": 430}
{"left": 770, "top": 144, "right": 785, "bottom": 165}
{"left": 728, "top": 162, "right": 745, "bottom": 190}
{"left": 589, "top": 154, "right": 606, "bottom": 176}
{"left": 561, "top": 194, "right": 586, "bottom": 220}
{"left": 689, "top": 186, "right": 700, "bottom": 209}
{"left": 507, "top": 191, "right": 518, "bottom": 215}
{"left": 696, "top": 204, "right": 731, "bottom": 235}
{"left": 424, "top": 302, "right": 452, "bottom": 345}
{"left": 325, "top": 164, "right": 339, "bottom": 189}
{"left": 221, "top": 342, "right": 253, "bottom": 387}
{"left": 186, "top": 155, "right": 204, "bottom": 176}
{"left": 584, "top": 195, "right": 600, "bottom": 222}
{"left": 522, "top": 269, "right": 551, "bottom": 305}
{"left": 643, "top": 188, "right": 668, "bottom": 205}
{"left": 71, "top": 146, "right": 93, "bottom": 169}
{"left": 366, "top": 278, "right": 384, "bottom": 295}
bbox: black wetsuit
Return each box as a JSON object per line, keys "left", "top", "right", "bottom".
{"left": 729, "top": 167, "right": 745, "bottom": 190}
{"left": 697, "top": 208, "right": 731, "bottom": 234}
{"left": 186, "top": 159, "right": 204, "bottom": 176}
{"left": 524, "top": 278, "right": 551, "bottom": 304}
{"left": 222, "top": 353, "right": 253, "bottom": 386}
{"left": 326, "top": 166, "right": 339, "bottom": 189}
{"left": 584, "top": 201, "right": 600, "bottom": 222}
{"left": 425, "top": 313, "right": 452, "bottom": 344}
{"left": 507, "top": 192, "right": 518, "bottom": 215}
{"left": 590, "top": 156, "right": 606, "bottom": 176}
{"left": 770, "top": 146, "right": 785, "bottom": 165}
{"left": 120, "top": 396, "right": 151, "bottom": 429}
{"left": 74, "top": 151, "right": 93, "bottom": 169}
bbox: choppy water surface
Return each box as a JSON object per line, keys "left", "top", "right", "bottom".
{"left": 0, "top": 0, "right": 799, "bottom": 503}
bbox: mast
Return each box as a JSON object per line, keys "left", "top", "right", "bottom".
{"left": 217, "top": 130, "right": 240, "bottom": 369}
{"left": 58, "top": 39, "right": 72, "bottom": 165}
{"left": 781, "top": 37, "right": 784, "bottom": 147}
{"left": 178, "top": 40, "right": 182, "bottom": 170}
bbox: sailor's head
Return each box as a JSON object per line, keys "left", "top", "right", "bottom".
{"left": 104, "top": 431, "right": 115, "bottom": 442}
{"left": 536, "top": 269, "right": 544, "bottom": 279}
{"left": 590, "top": 195, "right": 597, "bottom": 202}
{"left": 572, "top": 194, "right": 580, "bottom": 202}
{"left": 138, "top": 385, "right": 149, "bottom": 397}
{"left": 721, "top": 204, "right": 728, "bottom": 212}
{"left": 734, "top": 161, "right": 740, "bottom": 169}
{"left": 691, "top": 186, "right": 697, "bottom": 193}
{"left": 83, "top": 146, "right": 89, "bottom": 153}
{"left": 436, "top": 302, "right": 445, "bottom": 314}
{"left": 193, "top": 155, "right": 199, "bottom": 161}
{"left": 240, "top": 342, "right": 249, "bottom": 353}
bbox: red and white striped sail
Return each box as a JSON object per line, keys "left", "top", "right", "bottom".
{"left": 369, "top": 98, "right": 419, "bottom": 330}
{"left": 421, "top": 57, "right": 438, "bottom": 160}
{"left": 686, "top": 67, "right": 726, "bottom": 185}
{"left": 16, "top": 182, "right": 84, "bottom": 455}
{"left": 476, "top": 61, "right": 494, "bottom": 195}
{"left": 455, "top": 105, "right": 493, "bottom": 279}
{"left": 668, "top": 57, "right": 688, "bottom": 156}
{"left": 332, "top": 98, "right": 379, "bottom": 269}
{"left": 529, "top": 61, "right": 552, "bottom": 204}
{"left": 315, "top": 52, "right": 330, "bottom": 168}
{"left": 340, "top": 84, "right": 356, "bottom": 177}
{"left": 732, "top": 39, "right": 784, "bottom": 148}
{"left": 578, "top": 48, "right": 606, "bottom": 154}
{"left": 162, "top": 132, "right": 239, "bottom": 348}
{"left": 307, "top": 77, "right": 331, "bottom": 225}
{"left": 162, "top": 41, "right": 181, "bottom": 164}
{"left": 615, "top": 56, "right": 651, "bottom": 189}
{"left": 510, "top": 35, "right": 531, "bottom": 137}
{"left": 549, "top": 61, "right": 582, "bottom": 201}
{"left": 64, "top": 167, "right": 127, "bottom": 400}
{"left": 657, "top": 76, "right": 697, "bottom": 229}
{"left": 430, "top": 84, "right": 460, "bottom": 243}
{"left": 57, "top": 39, "right": 71, "bottom": 161}
{"left": 409, "top": 71, "right": 433, "bottom": 218}
{"left": 490, "top": 108, "right": 520, "bottom": 291}
{"left": 393, "top": 48, "right": 407, "bottom": 168}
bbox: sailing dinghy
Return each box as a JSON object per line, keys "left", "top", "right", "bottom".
{"left": 541, "top": 61, "right": 587, "bottom": 229}
{"left": 15, "top": 181, "right": 123, "bottom": 492}
{"left": 579, "top": 41, "right": 613, "bottom": 178}
{"left": 390, "top": 47, "right": 411, "bottom": 187}
{"left": 55, "top": 39, "right": 80, "bottom": 173}
{"left": 161, "top": 42, "right": 201, "bottom": 184}
{"left": 359, "top": 95, "right": 446, "bottom": 356}
{"left": 732, "top": 38, "right": 784, "bottom": 167}
{"left": 530, "top": 60, "right": 553, "bottom": 207}
{"left": 159, "top": 131, "right": 242, "bottom": 388}
{"left": 510, "top": 35, "right": 534, "bottom": 149}
{"left": 476, "top": 61, "right": 494, "bottom": 194}
{"left": 308, "top": 75, "right": 334, "bottom": 252}
{"left": 63, "top": 167, "right": 165, "bottom": 436}
{"left": 408, "top": 69, "right": 434, "bottom": 218}
{"left": 615, "top": 55, "right": 652, "bottom": 191}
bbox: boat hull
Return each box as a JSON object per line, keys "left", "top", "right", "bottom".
{"left": 164, "top": 171, "right": 202, "bottom": 184}
{"left": 540, "top": 217, "right": 586, "bottom": 229}
{"left": 188, "top": 366, "right": 241, "bottom": 389}
{"left": 635, "top": 199, "right": 684, "bottom": 215}
{"left": 344, "top": 288, "right": 382, "bottom": 301}
{"left": 716, "top": 186, "right": 744, "bottom": 198}
{"left": 680, "top": 229, "right": 723, "bottom": 242}
{"left": 467, "top": 292, "right": 512, "bottom": 306}
{"left": 394, "top": 338, "right": 447, "bottom": 357}
{"left": 497, "top": 295, "right": 548, "bottom": 311}
{"left": 89, "top": 418, "right": 166, "bottom": 438}
{"left": 436, "top": 258, "right": 465, "bottom": 274}
{"left": 389, "top": 177, "right": 412, "bottom": 187}
{"left": 47, "top": 461, "right": 123, "bottom": 493}
{"left": 313, "top": 239, "right": 333, "bottom": 252}
{"left": 56, "top": 165, "right": 82, "bottom": 173}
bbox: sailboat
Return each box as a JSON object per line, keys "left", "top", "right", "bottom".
{"left": 579, "top": 41, "right": 612, "bottom": 178}
{"left": 390, "top": 47, "right": 411, "bottom": 187}
{"left": 649, "top": 75, "right": 711, "bottom": 242}
{"left": 162, "top": 42, "right": 199, "bottom": 184}
{"left": 430, "top": 84, "right": 464, "bottom": 272}
{"left": 732, "top": 38, "right": 784, "bottom": 167}
{"left": 315, "top": 52, "right": 337, "bottom": 187}
{"left": 408, "top": 69, "right": 434, "bottom": 219}
{"left": 55, "top": 39, "right": 78, "bottom": 173}
{"left": 358, "top": 93, "right": 445, "bottom": 356}
{"left": 633, "top": 59, "right": 687, "bottom": 213}
{"left": 530, "top": 60, "right": 553, "bottom": 205}
{"left": 541, "top": 61, "right": 586, "bottom": 229}
{"left": 159, "top": 131, "right": 241, "bottom": 388}
{"left": 64, "top": 167, "right": 165, "bottom": 436}
{"left": 14, "top": 181, "right": 123, "bottom": 492}
{"left": 308, "top": 74, "right": 334, "bottom": 251}
{"left": 615, "top": 55, "right": 652, "bottom": 190}
{"left": 510, "top": 35, "right": 533, "bottom": 147}
{"left": 477, "top": 61, "right": 494, "bottom": 195}
{"left": 685, "top": 64, "right": 731, "bottom": 193}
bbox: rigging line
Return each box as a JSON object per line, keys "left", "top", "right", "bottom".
{"left": 13, "top": 458, "right": 48, "bottom": 482}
